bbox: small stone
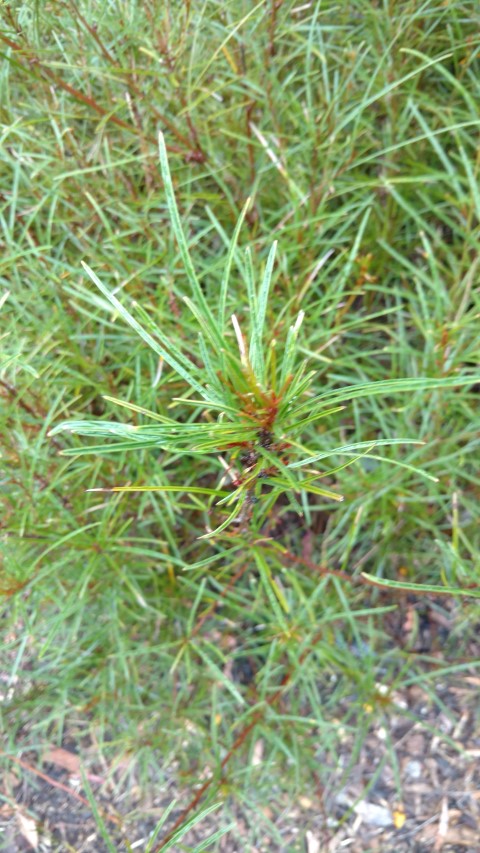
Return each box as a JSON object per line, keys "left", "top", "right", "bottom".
{"left": 354, "top": 801, "right": 393, "bottom": 827}
{"left": 305, "top": 831, "right": 321, "bottom": 853}
{"left": 405, "top": 759, "right": 422, "bottom": 780}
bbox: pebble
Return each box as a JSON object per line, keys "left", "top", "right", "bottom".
{"left": 405, "top": 759, "right": 422, "bottom": 780}
{"left": 354, "top": 801, "right": 393, "bottom": 827}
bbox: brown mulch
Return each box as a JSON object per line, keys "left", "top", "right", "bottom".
{"left": 1, "top": 596, "right": 479, "bottom": 851}
{"left": 312, "top": 678, "right": 480, "bottom": 852}
{"left": 2, "top": 675, "right": 479, "bottom": 852}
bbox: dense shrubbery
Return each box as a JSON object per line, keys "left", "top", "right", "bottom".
{"left": 1, "top": 2, "right": 479, "bottom": 848}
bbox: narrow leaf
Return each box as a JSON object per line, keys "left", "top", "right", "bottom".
{"left": 158, "top": 132, "right": 222, "bottom": 346}
{"left": 250, "top": 241, "right": 277, "bottom": 383}
{"left": 361, "top": 573, "right": 480, "bottom": 599}
{"left": 218, "top": 197, "right": 250, "bottom": 334}
{"left": 81, "top": 262, "right": 208, "bottom": 398}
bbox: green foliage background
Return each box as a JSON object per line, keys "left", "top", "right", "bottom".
{"left": 1, "top": 1, "right": 479, "bottom": 848}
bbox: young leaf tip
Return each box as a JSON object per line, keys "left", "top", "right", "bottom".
{"left": 231, "top": 313, "right": 246, "bottom": 360}
{"left": 293, "top": 311, "right": 305, "bottom": 332}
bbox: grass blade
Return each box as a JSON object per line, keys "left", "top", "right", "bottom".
{"left": 81, "top": 261, "right": 208, "bottom": 398}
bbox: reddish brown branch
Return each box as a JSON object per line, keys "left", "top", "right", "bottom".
{"left": 279, "top": 548, "right": 354, "bottom": 584}
{"left": 67, "top": 0, "right": 198, "bottom": 155}
{"left": 0, "top": 379, "right": 62, "bottom": 450}
{"left": 153, "top": 541, "right": 480, "bottom": 848}
{"left": 0, "top": 751, "right": 121, "bottom": 827}
{"left": 268, "top": 0, "right": 282, "bottom": 59}
{"left": 154, "top": 666, "right": 291, "bottom": 851}
{"left": 153, "top": 572, "right": 332, "bottom": 852}
{"left": 0, "top": 34, "right": 189, "bottom": 157}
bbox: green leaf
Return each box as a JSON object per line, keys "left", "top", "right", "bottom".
{"left": 361, "top": 573, "right": 480, "bottom": 598}
{"left": 296, "top": 375, "right": 480, "bottom": 415}
{"left": 158, "top": 132, "right": 223, "bottom": 347}
{"left": 218, "top": 197, "right": 250, "bottom": 335}
{"left": 81, "top": 261, "right": 208, "bottom": 398}
{"left": 287, "top": 439, "right": 422, "bottom": 469}
{"left": 249, "top": 241, "right": 277, "bottom": 384}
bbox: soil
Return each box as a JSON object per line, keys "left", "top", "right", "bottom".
{"left": 1, "top": 598, "right": 479, "bottom": 852}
